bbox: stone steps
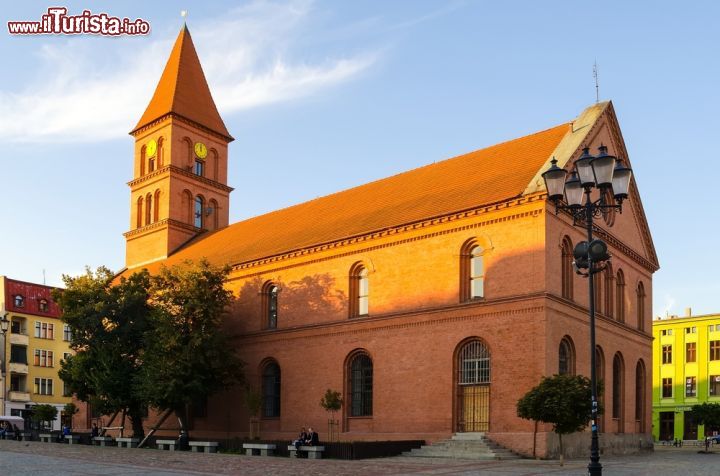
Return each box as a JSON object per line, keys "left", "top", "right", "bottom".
{"left": 403, "top": 433, "right": 521, "bottom": 460}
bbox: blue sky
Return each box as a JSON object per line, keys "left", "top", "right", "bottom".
{"left": 1, "top": 1, "right": 718, "bottom": 318}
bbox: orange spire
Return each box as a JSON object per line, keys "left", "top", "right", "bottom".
{"left": 131, "top": 25, "right": 232, "bottom": 140}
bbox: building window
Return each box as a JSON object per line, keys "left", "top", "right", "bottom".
{"left": 10, "top": 345, "right": 27, "bottom": 364}
{"left": 661, "top": 329, "right": 673, "bottom": 336}
{"left": 34, "top": 378, "right": 53, "bottom": 395}
{"left": 63, "top": 325, "right": 72, "bottom": 342}
{"left": 685, "top": 326, "right": 696, "bottom": 334}
{"left": 460, "top": 241, "right": 485, "bottom": 301}
{"left": 34, "top": 350, "right": 54, "bottom": 367}
{"left": 63, "top": 381, "right": 72, "bottom": 397}
{"left": 593, "top": 272, "right": 602, "bottom": 313}
{"left": 261, "top": 361, "right": 281, "bottom": 418}
{"left": 710, "top": 375, "right": 720, "bottom": 396}
{"left": 14, "top": 295, "right": 24, "bottom": 307}
{"left": 194, "top": 159, "right": 205, "bottom": 176}
{"left": 616, "top": 269, "right": 625, "bottom": 322}
{"left": 194, "top": 196, "right": 204, "bottom": 228}
{"left": 148, "top": 157, "right": 155, "bottom": 172}
{"left": 686, "top": 377, "right": 697, "bottom": 397}
{"left": 636, "top": 281, "right": 645, "bottom": 331}
{"left": 710, "top": 325, "right": 717, "bottom": 332}
{"left": 349, "top": 263, "right": 369, "bottom": 318}
{"left": 635, "top": 360, "right": 646, "bottom": 431}
{"left": 263, "top": 283, "right": 278, "bottom": 330}
{"left": 558, "top": 336, "right": 575, "bottom": 375}
{"left": 349, "top": 352, "right": 373, "bottom": 417}
{"left": 38, "top": 299, "right": 49, "bottom": 312}
{"left": 686, "top": 342, "right": 696, "bottom": 363}
{"left": 604, "top": 266, "right": 614, "bottom": 318}
{"left": 662, "top": 378, "right": 673, "bottom": 398}
{"left": 153, "top": 190, "right": 160, "bottom": 223}
{"left": 561, "top": 236, "right": 573, "bottom": 300}
{"left": 662, "top": 345, "right": 672, "bottom": 364}
{"left": 35, "top": 322, "right": 54, "bottom": 339}
{"left": 612, "top": 353, "right": 625, "bottom": 431}
{"left": 145, "top": 192, "right": 153, "bottom": 225}
{"left": 595, "top": 346, "right": 605, "bottom": 432}
{"left": 711, "top": 341, "right": 720, "bottom": 361}
{"left": 136, "top": 196, "right": 144, "bottom": 228}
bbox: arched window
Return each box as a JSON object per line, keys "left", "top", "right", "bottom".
{"left": 561, "top": 236, "right": 573, "bottom": 300}
{"left": 616, "top": 269, "right": 625, "bottom": 323}
{"left": 140, "top": 145, "right": 146, "bottom": 176}
{"left": 157, "top": 137, "right": 164, "bottom": 167}
{"left": 613, "top": 352, "right": 625, "bottom": 433}
{"left": 460, "top": 240, "right": 485, "bottom": 301}
{"left": 595, "top": 346, "right": 605, "bottom": 432}
{"left": 635, "top": 359, "right": 646, "bottom": 433}
{"left": 456, "top": 338, "right": 490, "bottom": 432}
{"left": 136, "top": 196, "right": 144, "bottom": 228}
{"left": 14, "top": 295, "right": 24, "bottom": 308}
{"left": 145, "top": 193, "right": 153, "bottom": 225}
{"left": 194, "top": 195, "right": 204, "bottom": 228}
{"left": 263, "top": 282, "right": 278, "bottom": 329}
{"left": 349, "top": 263, "right": 369, "bottom": 318}
{"left": 604, "top": 265, "right": 614, "bottom": 319}
{"left": 194, "top": 159, "right": 205, "bottom": 177}
{"left": 153, "top": 190, "right": 160, "bottom": 223}
{"left": 261, "top": 361, "right": 281, "bottom": 418}
{"left": 348, "top": 352, "right": 373, "bottom": 417}
{"left": 636, "top": 281, "right": 646, "bottom": 332}
{"left": 559, "top": 336, "right": 576, "bottom": 375}
{"left": 593, "top": 271, "right": 602, "bottom": 314}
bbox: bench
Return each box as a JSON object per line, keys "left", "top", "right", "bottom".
{"left": 156, "top": 439, "right": 177, "bottom": 451}
{"left": 65, "top": 434, "right": 82, "bottom": 444}
{"left": 116, "top": 437, "right": 140, "bottom": 448}
{"left": 188, "top": 441, "right": 219, "bottom": 453}
{"left": 39, "top": 433, "right": 53, "bottom": 443}
{"left": 3, "top": 432, "right": 15, "bottom": 440}
{"left": 243, "top": 443, "right": 276, "bottom": 456}
{"left": 19, "top": 432, "right": 32, "bottom": 442}
{"left": 93, "top": 436, "right": 114, "bottom": 447}
{"left": 288, "top": 445, "right": 325, "bottom": 459}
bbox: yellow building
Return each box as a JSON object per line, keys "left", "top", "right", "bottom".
{"left": 652, "top": 310, "right": 720, "bottom": 441}
{"left": 0, "top": 276, "right": 72, "bottom": 430}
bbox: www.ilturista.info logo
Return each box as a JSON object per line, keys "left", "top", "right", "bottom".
{"left": 8, "top": 7, "right": 150, "bottom": 36}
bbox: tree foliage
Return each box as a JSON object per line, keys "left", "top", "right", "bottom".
{"left": 54, "top": 260, "right": 244, "bottom": 439}
{"left": 54, "top": 267, "right": 152, "bottom": 437}
{"left": 32, "top": 404, "right": 58, "bottom": 429}
{"left": 137, "top": 259, "right": 245, "bottom": 432}
{"left": 691, "top": 402, "right": 720, "bottom": 433}
{"left": 517, "top": 374, "right": 595, "bottom": 464}
{"left": 320, "top": 389, "right": 343, "bottom": 413}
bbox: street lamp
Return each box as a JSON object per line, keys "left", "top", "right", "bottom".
{"left": 0, "top": 311, "right": 9, "bottom": 417}
{"left": 542, "top": 145, "right": 632, "bottom": 476}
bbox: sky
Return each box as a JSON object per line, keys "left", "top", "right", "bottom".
{"left": 1, "top": 1, "right": 718, "bottom": 318}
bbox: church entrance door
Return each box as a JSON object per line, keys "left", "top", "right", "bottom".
{"left": 455, "top": 339, "right": 490, "bottom": 432}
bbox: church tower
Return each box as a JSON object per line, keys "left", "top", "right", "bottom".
{"left": 125, "top": 26, "right": 234, "bottom": 270}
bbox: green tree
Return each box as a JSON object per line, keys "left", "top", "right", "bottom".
{"left": 320, "top": 388, "right": 343, "bottom": 442}
{"left": 517, "top": 374, "right": 594, "bottom": 465}
{"left": 54, "top": 267, "right": 153, "bottom": 438}
{"left": 32, "top": 404, "right": 58, "bottom": 430}
{"left": 137, "top": 259, "right": 244, "bottom": 440}
{"left": 691, "top": 402, "right": 720, "bottom": 450}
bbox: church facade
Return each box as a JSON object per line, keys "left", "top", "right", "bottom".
{"left": 116, "top": 26, "right": 658, "bottom": 457}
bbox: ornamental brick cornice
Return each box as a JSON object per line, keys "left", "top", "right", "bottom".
{"left": 130, "top": 112, "right": 234, "bottom": 143}
{"left": 124, "top": 218, "right": 201, "bottom": 238}
{"left": 127, "top": 165, "right": 234, "bottom": 193}
{"left": 227, "top": 196, "right": 545, "bottom": 278}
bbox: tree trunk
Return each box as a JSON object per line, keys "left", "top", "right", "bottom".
{"left": 558, "top": 433, "right": 564, "bottom": 466}
{"left": 532, "top": 420, "right": 538, "bottom": 459}
{"left": 128, "top": 407, "right": 145, "bottom": 439}
{"left": 176, "top": 406, "right": 189, "bottom": 450}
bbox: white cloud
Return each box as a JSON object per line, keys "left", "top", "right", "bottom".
{"left": 0, "top": 0, "right": 377, "bottom": 143}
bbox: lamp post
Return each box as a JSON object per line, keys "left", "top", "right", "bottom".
{"left": 0, "top": 311, "right": 9, "bottom": 417}
{"left": 542, "top": 145, "right": 632, "bottom": 476}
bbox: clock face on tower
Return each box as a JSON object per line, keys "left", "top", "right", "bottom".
{"left": 146, "top": 139, "right": 157, "bottom": 157}
{"left": 194, "top": 142, "right": 208, "bottom": 159}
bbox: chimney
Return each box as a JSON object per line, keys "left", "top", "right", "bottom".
{"left": 685, "top": 307, "right": 692, "bottom": 317}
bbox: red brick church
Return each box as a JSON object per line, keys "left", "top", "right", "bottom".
{"left": 91, "top": 26, "right": 659, "bottom": 457}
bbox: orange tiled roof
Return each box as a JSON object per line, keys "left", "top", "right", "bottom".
{"left": 143, "top": 122, "right": 569, "bottom": 271}
{"left": 131, "top": 26, "right": 232, "bottom": 139}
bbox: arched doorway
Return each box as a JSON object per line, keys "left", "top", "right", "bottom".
{"left": 455, "top": 338, "right": 490, "bottom": 432}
